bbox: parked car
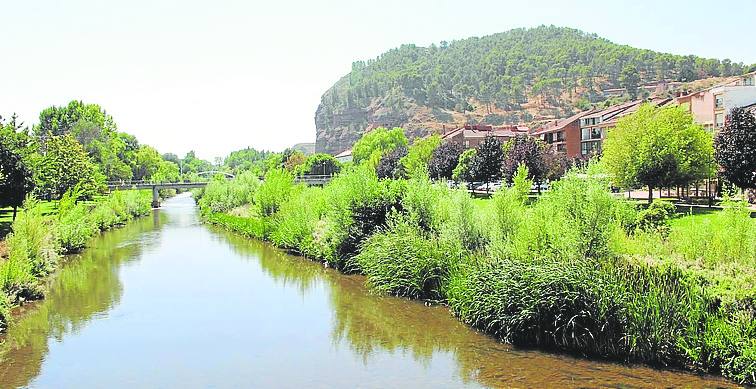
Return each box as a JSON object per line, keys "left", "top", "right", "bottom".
{"left": 475, "top": 181, "right": 503, "bottom": 192}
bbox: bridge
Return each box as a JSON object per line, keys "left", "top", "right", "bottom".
{"left": 106, "top": 174, "right": 335, "bottom": 208}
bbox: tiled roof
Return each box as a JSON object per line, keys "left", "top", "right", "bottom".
{"left": 531, "top": 109, "right": 595, "bottom": 135}
{"left": 334, "top": 148, "right": 352, "bottom": 158}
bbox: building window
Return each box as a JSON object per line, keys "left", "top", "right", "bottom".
{"left": 581, "top": 128, "right": 602, "bottom": 140}
{"left": 556, "top": 143, "right": 566, "bottom": 152}
{"left": 545, "top": 133, "right": 554, "bottom": 143}
{"left": 464, "top": 140, "right": 470, "bottom": 148}
{"left": 715, "top": 113, "right": 724, "bottom": 128}
{"left": 715, "top": 95, "right": 723, "bottom": 109}
{"left": 745, "top": 76, "right": 754, "bottom": 86}
{"left": 581, "top": 140, "right": 601, "bottom": 155}
{"left": 556, "top": 131, "right": 565, "bottom": 141}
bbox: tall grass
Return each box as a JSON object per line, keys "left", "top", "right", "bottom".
{"left": 198, "top": 163, "right": 756, "bottom": 385}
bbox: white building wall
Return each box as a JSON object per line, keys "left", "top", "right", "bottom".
{"left": 720, "top": 86, "right": 756, "bottom": 112}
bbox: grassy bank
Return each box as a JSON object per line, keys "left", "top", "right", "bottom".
{"left": 0, "top": 190, "right": 151, "bottom": 330}
{"left": 196, "top": 168, "right": 756, "bottom": 385}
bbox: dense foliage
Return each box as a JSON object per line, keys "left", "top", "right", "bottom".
{"left": 0, "top": 116, "right": 34, "bottom": 216}
{"left": 318, "top": 26, "right": 747, "bottom": 121}
{"left": 428, "top": 141, "right": 463, "bottom": 180}
{"left": 502, "top": 135, "right": 547, "bottom": 184}
{"left": 351, "top": 127, "right": 408, "bottom": 164}
{"left": 715, "top": 107, "right": 756, "bottom": 190}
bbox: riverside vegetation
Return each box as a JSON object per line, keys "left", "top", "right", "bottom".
{"left": 197, "top": 165, "right": 756, "bottom": 385}
{"left": 0, "top": 190, "right": 151, "bottom": 330}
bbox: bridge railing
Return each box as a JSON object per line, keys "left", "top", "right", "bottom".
{"left": 106, "top": 179, "right": 210, "bottom": 187}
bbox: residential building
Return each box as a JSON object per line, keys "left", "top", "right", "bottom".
{"left": 676, "top": 71, "right": 756, "bottom": 130}
{"left": 440, "top": 124, "right": 530, "bottom": 149}
{"left": 532, "top": 98, "right": 672, "bottom": 158}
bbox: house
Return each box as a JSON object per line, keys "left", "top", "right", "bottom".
{"left": 334, "top": 148, "right": 352, "bottom": 163}
{"left": 676, "top": 71, "right": 756, "bottom": 130}
{"left": 440, "top": 124, "right": 530, "bottom": 149}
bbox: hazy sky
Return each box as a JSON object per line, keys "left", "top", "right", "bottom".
{"left": 2, "top": 0, "right": 755, "bottom": 159}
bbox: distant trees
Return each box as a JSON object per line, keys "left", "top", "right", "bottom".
{"left": 502, "top": 135, "right": 547, "bottom": 186}
{"left": 34, "top": 134, "right": 103, "bottom": 200}
{"left": 715, "top": 107, "right": 756, "bottom": 191}
{"left": 429, "top": 142, "right": 464, "bottom": 180}
{"left": 603, "top": 104, "right": 714, "bottom": 203}
{"left": 317, "top": 25, "right": 745, "bottom": 127}
{"left": 132, "top": 145, "right": 163, "bottom": 180}
{"left": 619, "top": 64, "right": 641, "bottom": 99}
{"left": 351, "top": 127, "right": 408, "bottom": 164}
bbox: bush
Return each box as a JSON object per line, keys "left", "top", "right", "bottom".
{"left": 256, "top": 169, "right": 295, "bottom": 217}
{"left": 353, "top": 215, "right": 459, "bottom": 300}
{"left": 199, "top": 171, "right": 260, "bottom": 214}
{"left": 269, "top": 186, "right": 326, "bottom": 257}
{"left": 317, "top": 165, "right": 403, "bottom": 269}
{"left": 634, "top": 199, "right": 676, "bottom": 235}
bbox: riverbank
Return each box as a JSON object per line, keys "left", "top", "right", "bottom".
{"left": 0, "top": 190, "right": 152, "bottom": 330}
{"left": 197, "top": 168, "right": 755, "bottom": 386}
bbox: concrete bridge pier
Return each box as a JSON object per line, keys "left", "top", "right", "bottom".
{"left": 151, "top": 186, "right": 160, "bottom": 208}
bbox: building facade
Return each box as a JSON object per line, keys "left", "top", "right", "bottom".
{"left": 441, "top": 124, "right": 530, "bottom": 149}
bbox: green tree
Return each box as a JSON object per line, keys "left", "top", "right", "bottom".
{"left": 470, "top": 135, "right": 505, "bottom": 186}
{"left": 150, "top": 160, "right": 180, "bottom": 183}
{"left": 603, "top": 104, "right": 714, "bottom": 203}
{"left": 34, "top": 134, "right": 103, "bottom": 199}
{"left": 351, "top": 127, "right": 408, "bottom": 164}
{"left": 132, "top": 145, "right": 163, "bottom": 180}
{"left": 299, "top": 153, "right": 342, "bottom": 176}
{"left": 452, "top": 149, "right": 476, "bottom": 183}
{"left": 0, "top": 115, "right": 35, "bottom": 219}
{"left": 715, "top": 107, "right": 756, "bottom": 191}
{"left": 400, "top": 134, "right": 441, "bottom": 177}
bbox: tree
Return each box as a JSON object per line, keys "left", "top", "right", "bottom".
{"left": 452, "top": 149, "right": 476, "bottom": 183}
{"left": 34, "top": 134, "right": 103, "bottom": 200}
{"left": 470, "top": 135, "right": 505, "bottom": 186}
{"left": 619, "top": 64, "right": 641, "bottom": 99}
{"left": 150, "top": 160, "right": 180, "bottom": 183}
{"left": 351, "top": 127, "right": 408, "bottom": 164}
{"left": 715, "top": 107, "right": 756, "bottom": 190}
{"left": 299, "top": 153, "right": 341, "bottom": 176}
{"left": 0, "top": 115, "right": 34, "bottom": 219}
{"left": 376, "top": 146, "right": 408, "bottom": 179}
{"left": 283, "top": 150, "right": 306, "bottom": 172}
{"left": 603, "top": 104, "right": 714, "bottom": 203}
{"left": 429, "top": 142, "right": 464, "bottom": 180}
{"left": 502, "top": 135, "right": 547, "bottom": 186}
{"left": 401, "top": 134, "right": 441, "bottom": 176}
{"left": 132, "top": 145, "right": 163, "bottom": 180}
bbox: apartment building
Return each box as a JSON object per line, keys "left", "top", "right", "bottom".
{"left": 676, "top": 71, "right": 756, "bottom": 130}
{"left": 533, "top": 98, "right": 673, "bottom": 158}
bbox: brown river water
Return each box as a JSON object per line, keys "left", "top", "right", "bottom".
{"left": 0, "top": 194, "right": 740, "bottom": 388}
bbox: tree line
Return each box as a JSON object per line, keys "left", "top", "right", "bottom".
{"left": 0, "top": 101, "right": 215, "bottom": 217}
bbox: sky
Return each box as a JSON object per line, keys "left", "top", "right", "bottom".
{"left": 2, "top": 0, "right": 755, "bottom": 160}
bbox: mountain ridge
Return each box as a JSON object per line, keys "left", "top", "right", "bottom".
{"left": 314, "top": 25, "right": 752, "bottom": 154}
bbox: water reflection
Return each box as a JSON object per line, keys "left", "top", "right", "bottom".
{"left": 0, "top": 195, "right": 737, "bottom": 388}
{"left": 218, "top": 228, "right": 736, "bottom": 389}
{"left": 0, "top": 212, "right": 166, "bottom": 387}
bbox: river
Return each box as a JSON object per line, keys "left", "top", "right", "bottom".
{"left": 0, "top": 194, "right": 737, "bottom": 388}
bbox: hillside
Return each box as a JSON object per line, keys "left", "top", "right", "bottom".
{"left": 314, "top": 25, "right": 751, "bottom": 154}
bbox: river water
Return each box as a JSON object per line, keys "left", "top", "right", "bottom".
{"left": 0, "top": 194, "right": 737, "bottom": 388}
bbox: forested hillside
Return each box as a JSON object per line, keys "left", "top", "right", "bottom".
{"left": 315, "top": 26, "right": 752, "bottom": 153}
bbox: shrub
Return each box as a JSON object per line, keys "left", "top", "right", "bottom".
{"left": 355, "top": 215, "right": 460, "bottom": 300}
{"left": 199, "top": 171, "right": 260, "bottom": 214}
{"left": 316, "top": 165, "right": 403, "bottom": 269}
{"left": 256, "top": 169, "right": 295, "bottom": 217}
{"left": 634, "top": 199, "right": 676, "bottom": 235}
{"left": 269, "top": 186, "right": 326, "bottom": 257}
